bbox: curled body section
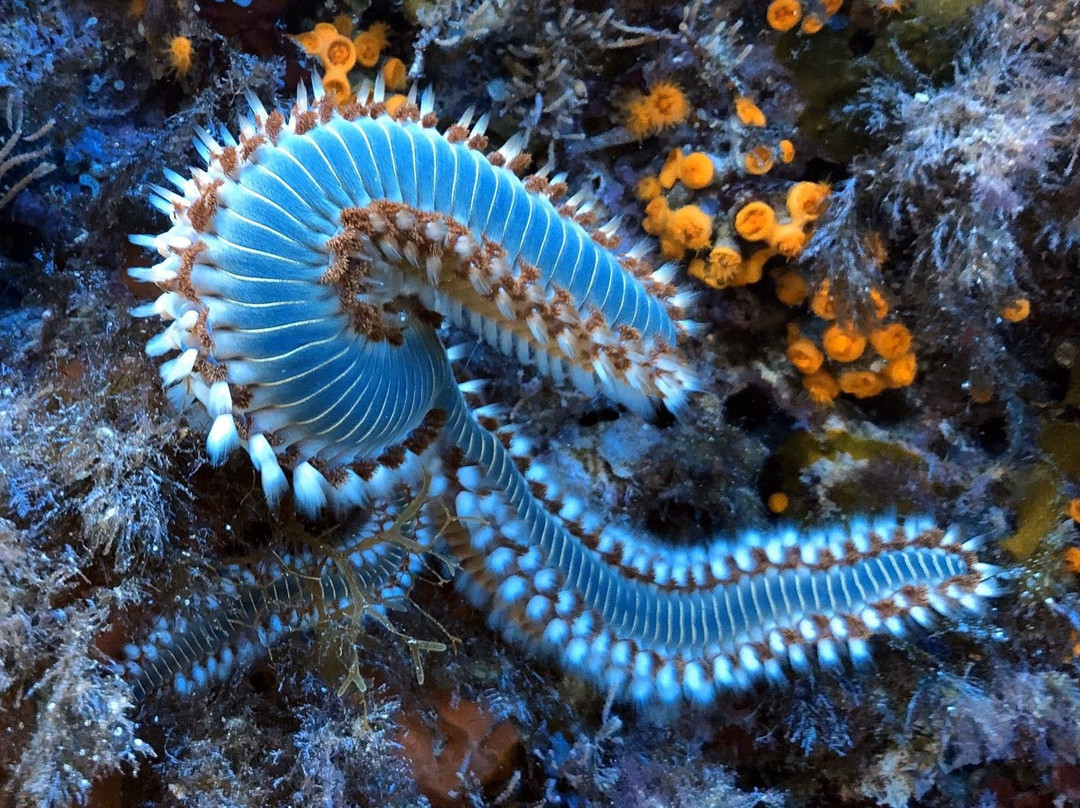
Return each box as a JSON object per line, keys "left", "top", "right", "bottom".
{"left": 443, "top": 387, "right": 999, "bottom": 706}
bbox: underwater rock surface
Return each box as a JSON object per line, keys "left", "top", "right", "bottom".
{"left": 1, "top": 0, "right": 1079, "bottom": 806}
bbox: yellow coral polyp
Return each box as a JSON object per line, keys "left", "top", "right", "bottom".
{"left": 166, "top": 35, "right": 194, "bottom": 76}
{"left": 353, "top": 30, "right": 383, "bottom": 68}
{"left": 385, "top": 94, "right": 408, "bottom": 116}
{"left": 366, "top": 22, "right": 392, "bottom": 51}
{"left": 332, "top": 14, "right": 354, "bottom": 36}
{"left": 767, "top": 0, "right": 803, "bottom": 32}
{"left": 624, "top": 100, "right": 658, "bottom": 139}
{"left": 321, "top": 69, "right": 352, "bottom": 104}
{"left": 624, "top": 82, "right": 690, "bottom": 138}
{"left": 745, "top": 145, "right": 775, "bottom": 175}
{"left": 658, "top": 148, "right": 684, "bottom": 189}
{"left": 734, "top": 201, "right": 777, "bottom": 242}
{"left": 787, "top": 337, "right": 824, "bottom": 375}
{"left": 803, "top": 370, "right": 839, "bottom": 403}
{"left": 786, "top": 182, "right": 830, "bottom": 225}
{"left": 699, "top": 246, "right": 743, "bottom": 287}
{"left": 1067, "top": 498, "right": 1080, "bottom": 525}
{"left": 642, "top": 197, "right": 670, "bottom": 236}
{"left": 822, "top": 323, "right": 867, "bottom": 362}
{"left": 383, "top": 57, "right": 408, "bottom": 92}
{"left": 659, "top": 236, "right": 685, "bottom": 261}
{"left": 323, "top": 35, "right": 357, "bottom": 71}
{"left": 679, "top": 152, "right": 715, "bottom": 190}
{"left": 1001, "top": 297, "right": 1031, "bottom": 322}
{"left": 295, "top": 31, "right": 322, "bottom": 54}
{"left": 768, "top": 492, "right": 790, "bottom": 513}
{"left": 668, "top": 205, "right": 713, "bottom": 251}
{"left": 774, "top": 270, "right": 808, "bottom": 306}
{"left": 810, "top": 281, "right": 837, "bottom": 320}
{"left": 769, "top": 222, "right": 808, "bottom": 258}
{"left": 882, "top": 353, "right": 917, "bottom": 388}
{"left": 636, "top": 175, "right": 662, "bottom": 202}
{"left": 870, "top": 323, "right": 912, "bottom": 360}
{"left": 736, "top": 248, "right": 774, "bottom": 286}
{"left": 839, "top": 370, "right": 886, "bottom": 399}
{"left": 869, "top": 288, "right": 890, "bottom": 319}
{"left": 649, "top": 82, "right": 690, "bottom": 127}
{"left": 735, "top": 97, "right": 766, "bottom": 127}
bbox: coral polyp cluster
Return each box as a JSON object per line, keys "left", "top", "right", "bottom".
{"left": 766, "top": 0, "right": 845, "bottom": 35}
{"left": 294, "top": 18, "right": 399, "bottom": 104}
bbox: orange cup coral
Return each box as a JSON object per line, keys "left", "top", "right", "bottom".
{"left": 767, "top": 0, "right": 803, "bottom": 32}
{"left": 734, "top": 201, "right": 777, "bottom": 242}
{"left": 679, "top": 152, "right": 715, "bottom": 189}
{"left": 822, "top": 323, "right": 867, "bottom": 362}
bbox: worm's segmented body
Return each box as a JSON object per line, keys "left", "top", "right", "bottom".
{"left": 128, "top": 81, "right": 999, "bottom": 707}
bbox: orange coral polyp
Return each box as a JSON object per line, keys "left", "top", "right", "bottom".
{"left": 801, "top": 14, "right": 824, "bottom": 34}
{"left": 1001, "top": 297, "right": 1031, "bottom": 322}
{"left": 167, "top": 36, "right": 194, "bottom": 76}
{"left": 774, "top": 270, "right": 808, "bottom": 306}
{"left": 822, "top": 323, "right": 867, "bottom": 362}
{"left": 658, "top": 148, "right": 684, "bottom": 189}
{"left": 767, "top": 0, "right": 803, "bottom": 32}
{"left": 1067, "top": 499, "right": 1080, "bottom": 525}
{"left": 734, "top": 201, "right": 777, "bottom": 242}
{"left": 624, "top": 98, "right": 657, "bottom": 139}
{"left": 870, "top": 323, "right": 912, "bottom": 360}
{"left": 786, "top": 182, "right": 830, "bottom": 224}
{"left": 787, "top": 338, "right": 824, "bottom": 375}
{"left": 331, "top": 14, "right": 354, "bottom": 35}
{"left": 321, "top": 69, "right": 352, "bottom": 104}
{"left": 882, "top": 353, "right": 917, "bottom": 388}
{"left": 648, "top": 82, "right": 691, "bottom": 128}
{"left": 703, "top": 246, "right": 743, "bottom": 286}
{"left": 679, "top": 152, "right": 715, "bottom": 189}
{"left": 353, "top": 31, "right": 382, "bottom": 68}
{"left": 659, "top": 236, "right": 685, "bottom": 261}
{"left": 869, "top": 288, "right": 890, "bottom": 319}
{"left": 294, "top": 31, "right": 321, "bottom": 54}
{"left": 769, "top": 222, "right": 808, "bottom": 258}
{"left": 745, "top": 145, "right": 775, "bottom": 175}
{"left": 382, "top": 57, "right": 408, "bottom": 91}
{"left": 803, "top": 370, "right": 840, "bottom": 403}
{"left": 385, "top": 94, "right": 408, "bottom": 116}
{"left": 668, "top": 205, "right": 713, "bottom": 251}
{"left": 323, "top": 35, "right": 357, "bottom": 71}
{"left": 735, "top": 97, "right": 766, "bottom": 127}
{"left": 366, "top": 22, "right": 392, "bottom": 50}
{"left": 768, "top": 492, "right": 790, "bottom": 513}
{"left": 839, "top": 370, "right": 886, "bottom": 399}
{"left": 778, "top": 139, "right": 796, "bottom": 163}
{"left": 636, "top": 175, "right": 662, "bottom": 202}
{"left": 810, "top": 282, "right": 837, "bottom": 320}
{"left": 625, "top": 83, "right": 690, "bottom": 137}
{"left": 642, "top": 197, "right": 670, "bottom": 236}
{"left": 736, "top": 248, "right": 774, "bottom": 285}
